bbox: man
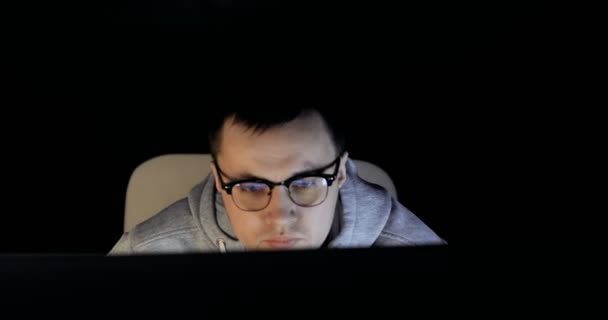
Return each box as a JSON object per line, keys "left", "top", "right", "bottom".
{"left": 109, "top": 106, "right": 445, "bottom": 254}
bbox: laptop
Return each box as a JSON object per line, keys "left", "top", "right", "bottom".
{"left": 1, "top": 245, "right": 448, "bottom": 306}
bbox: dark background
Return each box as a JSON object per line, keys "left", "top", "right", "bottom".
{"left": 1, "top": 1, "right": 549, "bottom": 253}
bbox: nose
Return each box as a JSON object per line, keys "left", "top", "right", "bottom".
{"left": 263, "top": 186, "right": 297, "bottom": 226}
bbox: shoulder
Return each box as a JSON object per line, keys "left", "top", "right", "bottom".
{"left": 127, "top": 198, "right": 202, "bottom": 252}
{"left": 376, "top": 198, "right": 446, "bottom": 246}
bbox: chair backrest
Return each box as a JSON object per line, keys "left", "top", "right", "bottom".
{"left": 124, "top": 154, "right": 397, "bottom": 232}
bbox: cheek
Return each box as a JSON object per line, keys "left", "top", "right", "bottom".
{"left": 232, "top": 216, "right": 260, "bottom": 243}
{"left": 305, "top": 190, "right": 339, "bottom": 241}
{"left": 222, "top": 199, "right": 263, "bottom": 245}
{"left": 323, "top": 186, "right": 340, "bottom": 210}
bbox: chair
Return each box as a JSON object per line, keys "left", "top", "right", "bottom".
{"left": 124, "top": 154, "right": 397, "bottom": 232}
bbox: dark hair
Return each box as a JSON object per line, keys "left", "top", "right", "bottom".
{"left": 207, "top": 105, "right": 346, "bottom": 159}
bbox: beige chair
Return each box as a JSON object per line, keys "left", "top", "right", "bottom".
{"left": 124, "top": 154, "right": 397, "bottom": 232}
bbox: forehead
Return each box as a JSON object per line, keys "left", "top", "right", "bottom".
{"left": 216, "top": 111, "right": 336, "bottom": 176}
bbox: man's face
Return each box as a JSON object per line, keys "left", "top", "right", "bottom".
{"left": 211, "top": 111, "right": 348, "bottom": 250}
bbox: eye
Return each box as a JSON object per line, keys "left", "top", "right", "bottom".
{"left": 238, "top": 182, "right": 268, "bottom": 193}
{"left": 291, "top": 178, "right": 318, "bottom": 188}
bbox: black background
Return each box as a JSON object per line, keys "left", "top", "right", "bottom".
{"left": 1, "top": 1, "right": 549, "bottom": 253}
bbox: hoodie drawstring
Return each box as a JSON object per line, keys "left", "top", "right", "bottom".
{"left": 216, "top": 239, "right": 227, "bottom": 253}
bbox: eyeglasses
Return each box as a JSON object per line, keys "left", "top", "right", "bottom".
{"left": 214, "top": 155, "right": 342, "bottom": 212}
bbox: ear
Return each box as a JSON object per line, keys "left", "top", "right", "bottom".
{"left": 337, "top": 151, "right": 349, "bottom": 189}
{"left": 209, "top": 161, "right": 223, "bottom": 193}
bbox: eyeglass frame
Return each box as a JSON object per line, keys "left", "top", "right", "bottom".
{"left": 213, "top": 153, "right": 343, "bottom": 211}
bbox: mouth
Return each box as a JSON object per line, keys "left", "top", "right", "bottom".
{"left": 261, "top": 237, "right": 302, "bottom": 249}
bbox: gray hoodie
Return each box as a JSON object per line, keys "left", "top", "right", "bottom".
{"left": 109, "top": 160, "right": 445, "bottom": 254}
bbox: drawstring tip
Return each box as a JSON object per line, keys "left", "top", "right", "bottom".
{"left": 216, "top": 239, "right": 227, "bottom": 253}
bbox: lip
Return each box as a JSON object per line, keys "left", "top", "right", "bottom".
{"left": 262, "top": 237, "right": 301, "bottom": 249}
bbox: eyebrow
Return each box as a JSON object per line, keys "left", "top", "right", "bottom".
{"left": 225, "top": 161, "right": 330, "bottom": 183}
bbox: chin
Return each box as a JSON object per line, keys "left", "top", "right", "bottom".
{"left": 255, "top": 239, "right": 313, "bottom": 251}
